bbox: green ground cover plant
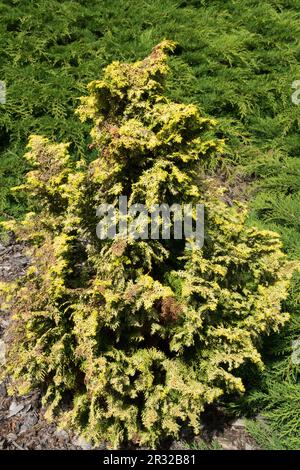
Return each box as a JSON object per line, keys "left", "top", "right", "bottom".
{"left": 1, "top": 0, "right": 300, "bottom": 217}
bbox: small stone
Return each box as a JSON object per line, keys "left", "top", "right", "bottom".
{"left": 7, "top": 401, "right": 25, "bottom": 418}
{"left": 54, "top": 429, "right": 69, "bottom": 440}
{"left": 19, "top": 413, "right": 39, "bottom": 434}
{"left": 217, "top": 437, "right": 237, "bottom": 450}
{"left": 73, "top": 436, "right": 92, "bottom": 450}
{"left": 0, "top": 318, "right": 9, "bottom": 328}
{"left": 245, "top": 443, "right": 255, "bottom": 450}
{"left": 0, "top": 339, "right": 5, "bottom": 365}
{"left": 232, "top": 418, "right": 245, "bottom": 429}
{"left": 6, "top": 433, "right": 17, "bottom": 441}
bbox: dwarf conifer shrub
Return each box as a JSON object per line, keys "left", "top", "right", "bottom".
{"left": 1, "top": 42, "right": 296, "bottom": 448}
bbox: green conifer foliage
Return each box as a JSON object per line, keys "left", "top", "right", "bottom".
{"left": 1, "top": 42, "right": 296, "bottom": 448}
